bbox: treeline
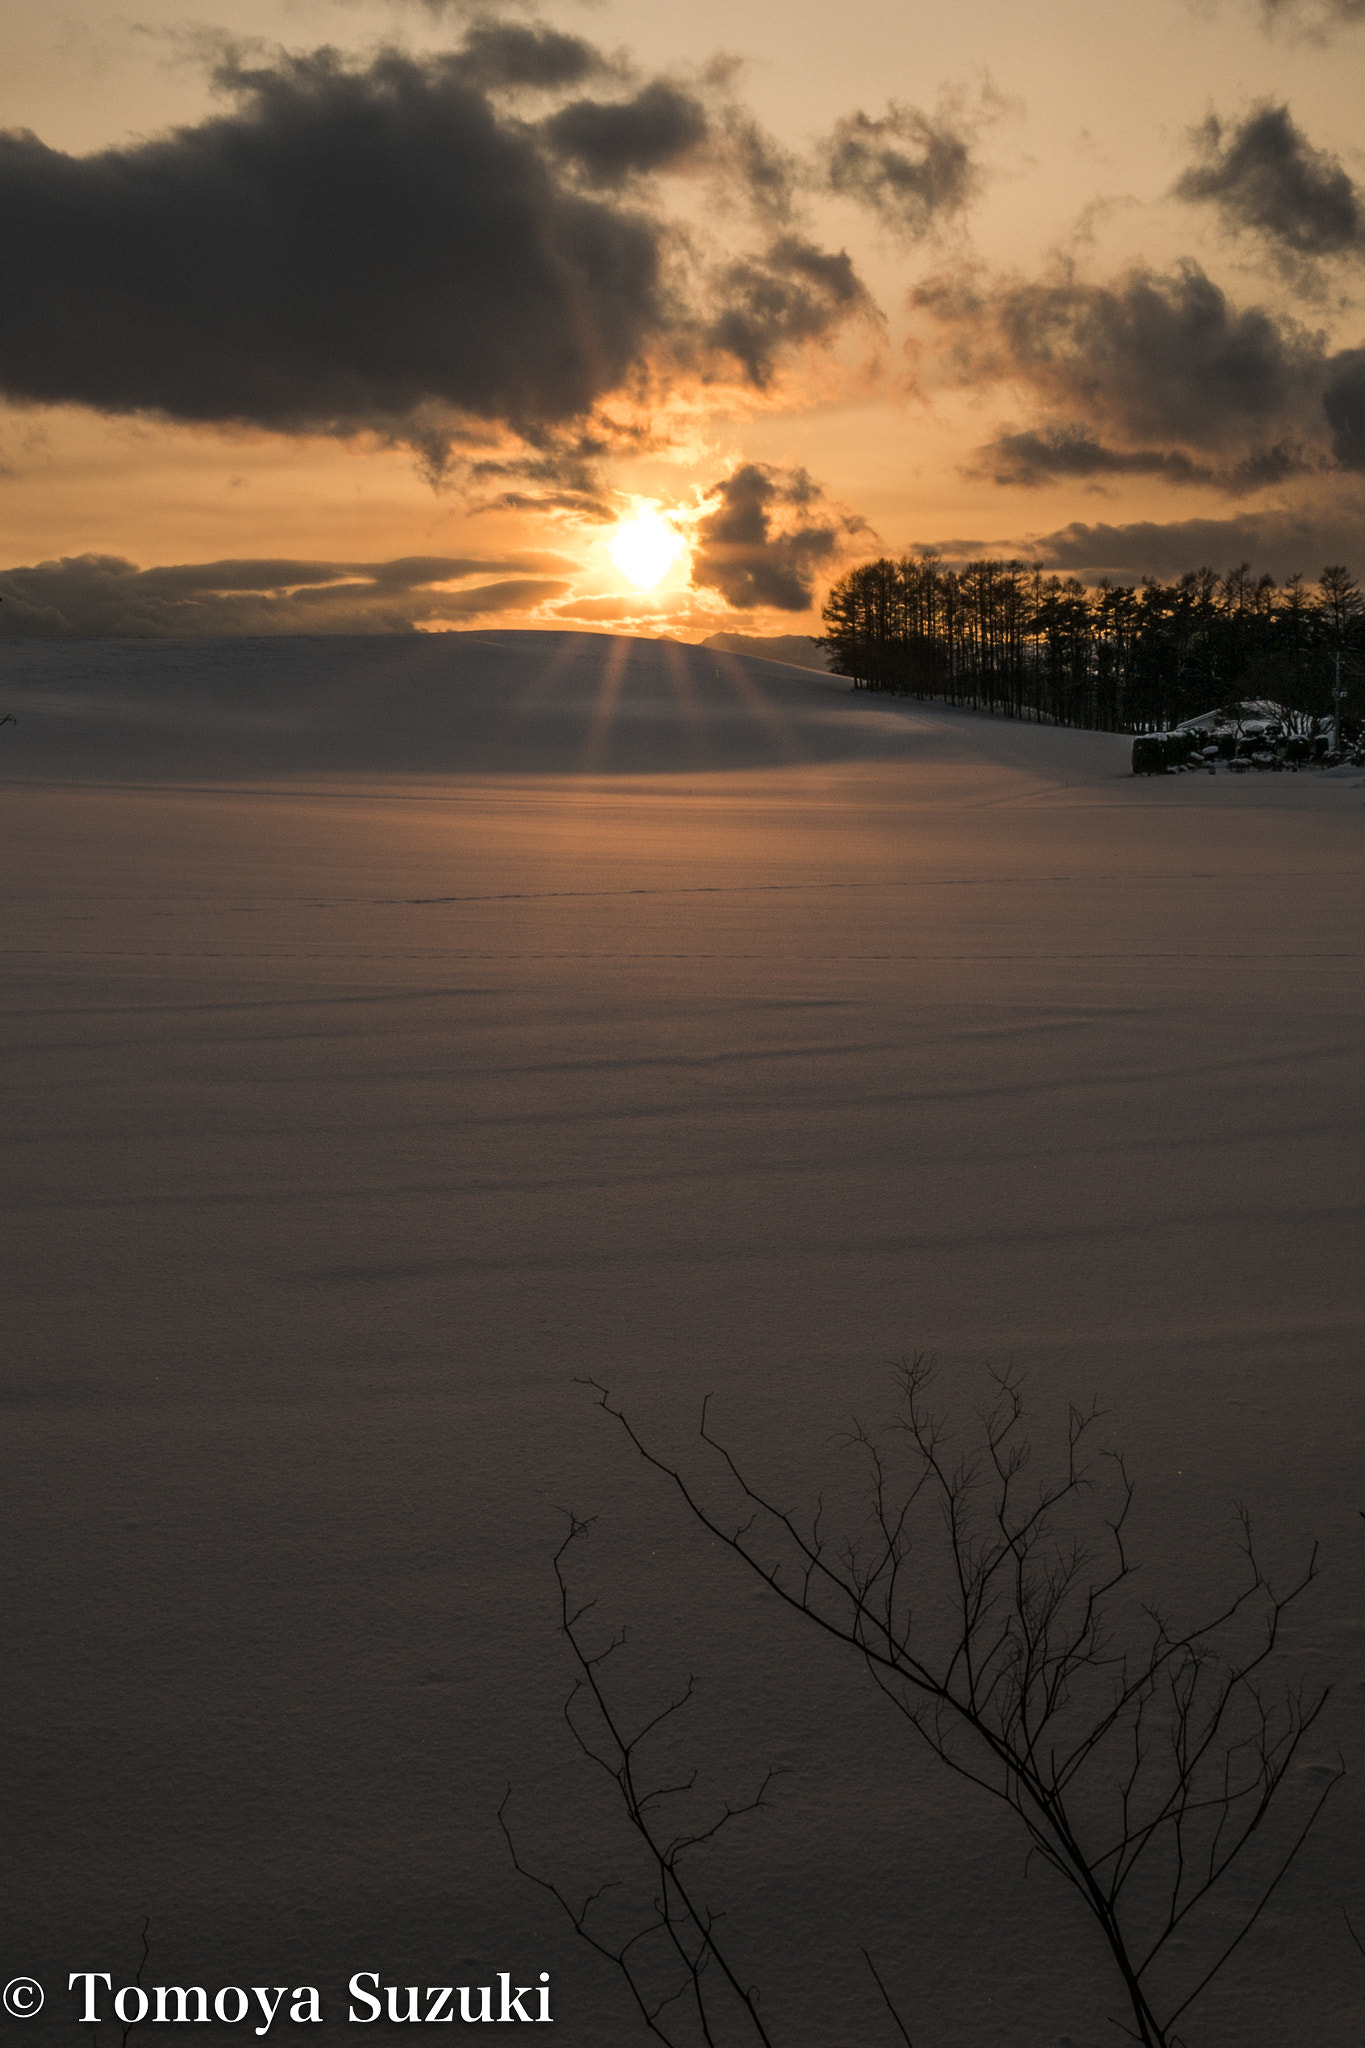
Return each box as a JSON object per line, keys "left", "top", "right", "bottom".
{"left": 820, "top": 556, "right": 1364, "bottom": 731}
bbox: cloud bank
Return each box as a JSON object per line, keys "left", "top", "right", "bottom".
{"left": 0, "top": 450, "right": 873, "bottom": 633}
{"left": 0, "top": 33, "right": 891, "bottom": 477}
{"left": 916, "top": 257, "right": 1365, "bottom": 491}
{"left": 0, "top": 553, "right": 575, "bottom": 636}
{"left": 0, "top": 47, "right": 669, "bottom": 443}
{"left": 1021, "top": 502, "right": 1365, "bottom": 580}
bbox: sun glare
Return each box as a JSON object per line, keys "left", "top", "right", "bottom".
{"left": 607, "top": 506, "right": 686, "bottom": 591}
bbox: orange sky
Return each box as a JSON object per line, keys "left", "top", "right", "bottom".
{"left": 0, "top": 0, "right": 1361, "bottom": 636}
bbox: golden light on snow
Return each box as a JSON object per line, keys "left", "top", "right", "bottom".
{"left": 607, "top": 506, "right": 687, "bottom": 591}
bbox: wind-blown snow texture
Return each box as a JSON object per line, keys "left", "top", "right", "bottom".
{"left": 2, "top": 632, "right": 1361, "bottom": 2047}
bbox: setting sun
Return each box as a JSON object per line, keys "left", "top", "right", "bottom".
{"left": 607, "top": 506, "right": 687, "bottom": 591}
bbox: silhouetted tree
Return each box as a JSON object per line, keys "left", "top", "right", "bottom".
{"left": 509, "top": 1365, "right": 1338, "bottom": 2048}
{"left": 820, "top": 556, "right": 1365, "bottom": 735}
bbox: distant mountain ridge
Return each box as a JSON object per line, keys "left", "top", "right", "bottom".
{"left": 701, "top": 632, "right": 831, "bottom": 672}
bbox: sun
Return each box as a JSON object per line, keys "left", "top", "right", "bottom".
{"left": 607, "top": 505, "right": 687, "bottom": 591}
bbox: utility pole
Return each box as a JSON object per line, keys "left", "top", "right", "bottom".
{"left": 1331, "top": 649, "right": 1343, "bottom": 757}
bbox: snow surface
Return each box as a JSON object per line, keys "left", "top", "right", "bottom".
{"left": 2, "top": 631, "right": 1362, "bottom": 2048}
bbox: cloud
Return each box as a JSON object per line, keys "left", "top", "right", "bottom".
{"left": 544, "top": 80, "right": 711, "bottom": 186}
{"left": 551, "top": 592, "right": 685, "bottom": 621}
{"left": 462, "top": 434, "right": 624, "bottom": 518}
{"left": 823, "top": 102, "right": 980, "bottom": 240}
{"left": 1255, "top": 0, "right": 1365, "bottom": 32}
{"left": 914, "top": 257, "right": 1354, "bottom": 488}
{"left": 916, "top": 259, "right": 1323, "bottom": 446}
{"left": 979, "top": 427, "right": 1217, "bottom": 486}
{"left": 1018, "top": 503, "right": 1365, "bottom": 580}
{"left": 0, "top": 37, "right": 872, "bottom": 469}
{"left": 475, "top": 485, "right": 618, "bottom": 519}
{"left": 1175, "top": 103, "right": 1362, "bottom": 264}
{"left": 977, "top": 423, "right": 1311, "bottom": 491}
{"left": 691, "top": 463, "right": 860, "bottom": 611}
{"left": 0, "top": 553, "right": 575, "bottom": 636}
{"left": 713, "top": 106, "right": 801, "bottom": 225}
{"left": 448, "top": 20, "right": 613, "bottom": 93}
{"left": 705, "top": 238, "right": 872, "bottom": 387}
{"left": 1323, "top": 347, "right": 1365, "bottom": 467}
{"left": 0, "top": 46, "right": 665, "bottom": 443}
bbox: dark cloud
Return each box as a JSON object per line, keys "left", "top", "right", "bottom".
{"left": 916, "top": 260, "right": 1322, "bottom": 447}
{"left": 980, "top": 427, "right": 1216, "bottom": 486}
{"left": 706, "top": 238, "right": 871, "bottom": 387}
{"left": 449, "top": 20, "right": 612, "bottom": 93}
{"left": 1257, "top": 0, "right": 1365, "bottom": 29}
{"left": 978, "top": 423, "right": 1311, "bottom": 491}
{"left": 0, "top": 553, "right": 575, "bottom": 637}
{"left": 915, "top": 258, "right": 1354, "bottom": 489}
{"left": 476, "top": 487, "right": 616, "bottom": 520}
{"left": 463, "top": 435, "right": 619, "bottom": 517}
{"left": 0, "top": 38, "right": 871, "bottom": 467}
{"left": 0, "top": 47, "right": 664, "bottom": 440}
{"left": 691, "top": 463, "right": 859, "bottom": 611}
{"left": 1227, "top": 442, "right": 1316, "bottom": 488}
{"left": 1017, "top": 504, "right": 1365, "bottom": 581}
{"left": 543, "top": 80, "right": 711, "bottom": 186}
{"left": 715, "top": 108, "right": 800, "bottom": 225}
{"left": 1323, "top": 348, "right": 1365, "bottom": 467}
{"left": 823, "top": 103, "right": 979, "bottom": 240}
{"left": 1175, "top": 103, "right": 1362, "bottom": 261}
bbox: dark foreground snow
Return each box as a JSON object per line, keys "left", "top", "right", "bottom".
{"left": 2, "top": 633, "right": 1362, "bottom": 2047}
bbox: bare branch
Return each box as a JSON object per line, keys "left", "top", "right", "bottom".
{"left": 550, "top": 1365, "right": 1331, "bottom": 2048}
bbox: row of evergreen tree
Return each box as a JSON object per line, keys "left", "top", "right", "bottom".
{"left": 820, "top": 556, "right": 1365, "bottom": 732}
